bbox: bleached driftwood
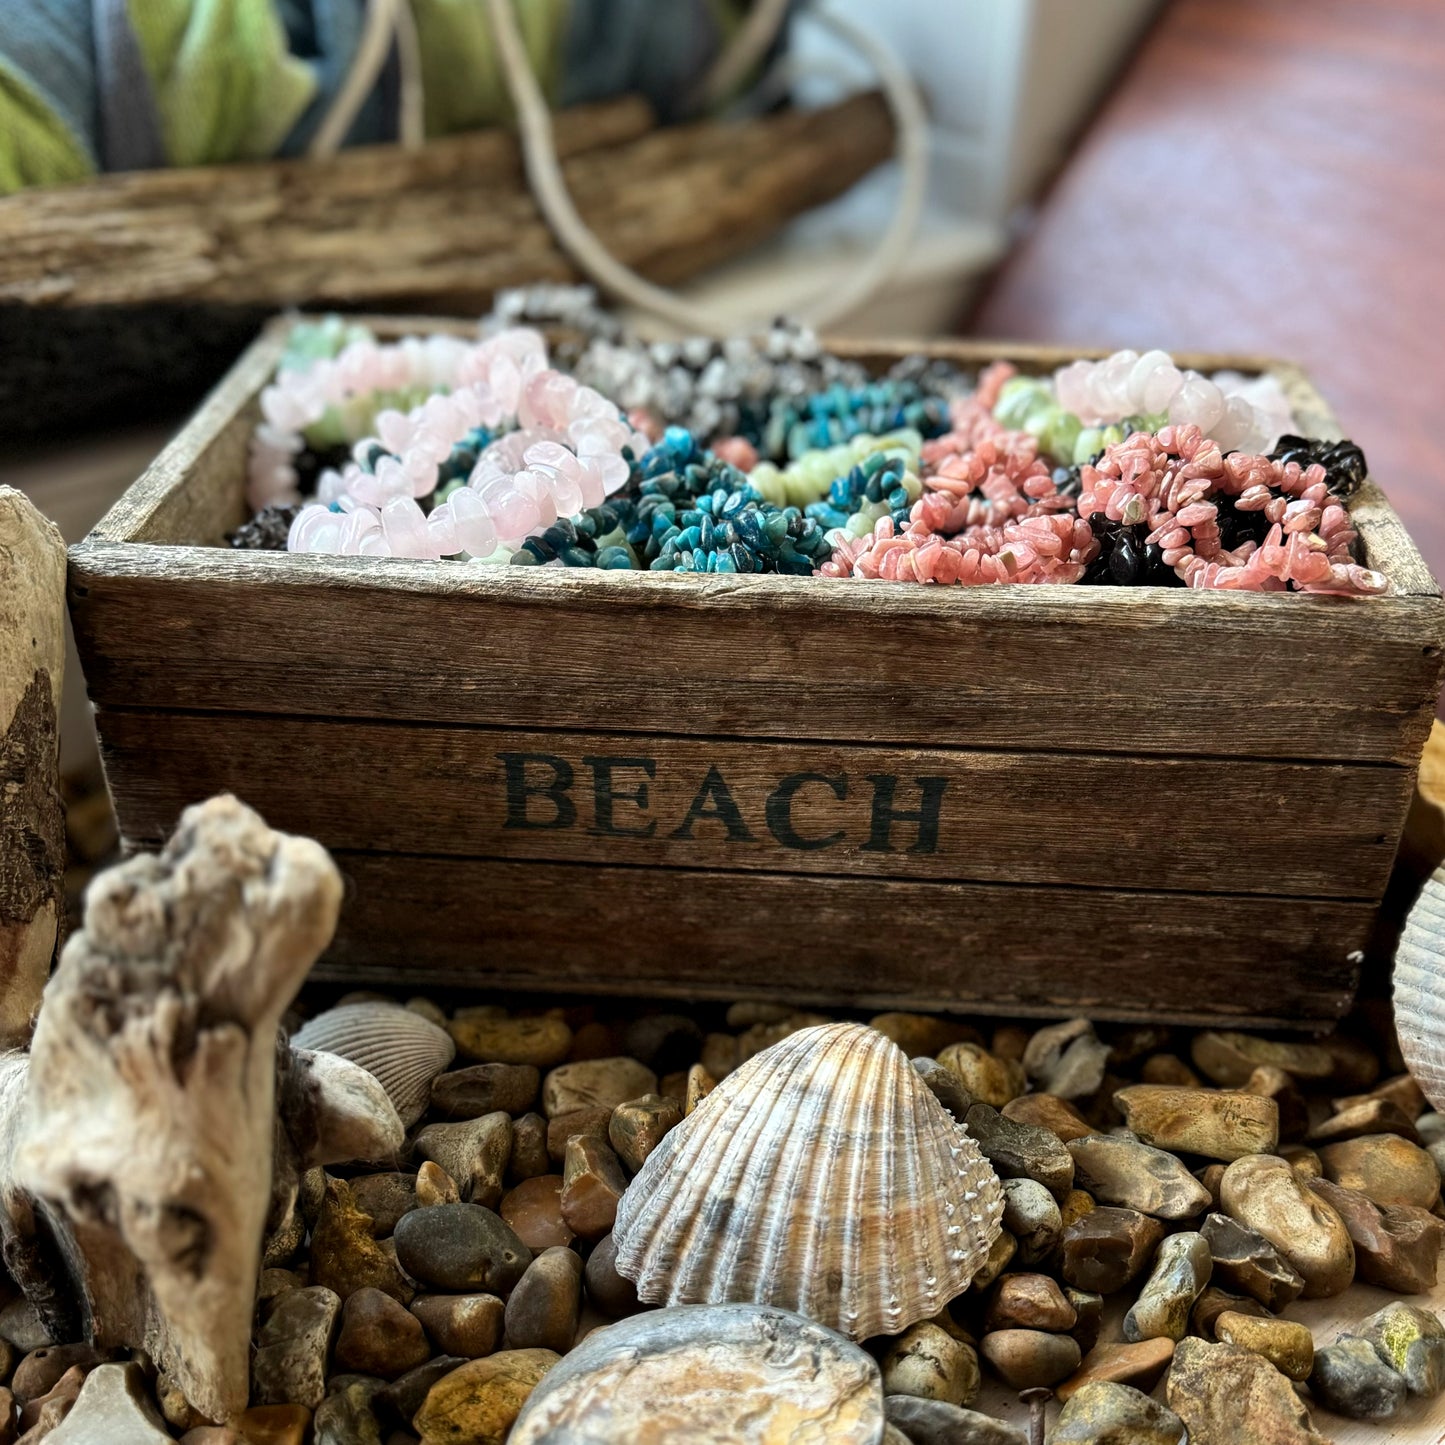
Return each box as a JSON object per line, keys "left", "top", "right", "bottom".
{"left": 0, "top": 487, "right": 67, "bottom": 1047}
{"left": 13, "top": 795, "right": 345, "bottom": 1422}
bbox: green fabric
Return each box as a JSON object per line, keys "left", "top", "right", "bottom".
{"left": 0, "top": 58, "right": 95, "bottom": 192}
{"left": 128, "top": 0, "right": 317, "bottom": 165}
{"left": 411, "top": 0, "right": 569, "bottom": 137}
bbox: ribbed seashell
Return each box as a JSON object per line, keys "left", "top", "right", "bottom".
{"left": 1395, "top": 863, "right": 1445, "bottom": 1112}
{"left": 292, "top": 1002, "right": 454, "bottom": 1127}
{"left": 611, "top": 1021, "right": 1004, "bottom": 1340}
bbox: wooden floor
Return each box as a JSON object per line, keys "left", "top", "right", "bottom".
{"left": 970, "top": 0, "right": 1445, "bottom": 604}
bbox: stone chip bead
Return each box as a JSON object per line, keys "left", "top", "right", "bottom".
{"left": 1219, "top": 1154, "right": 1355, "bottom": 1298}
{"left": 1123, "top": 1231, "right": 1212, "bottom": 1343}
{"left": 1113, "top": 1084, "right": 1279, "bottom": 1161}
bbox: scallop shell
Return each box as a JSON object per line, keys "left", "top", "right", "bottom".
{"left": 1395, "top": 863, "right": 1445, "bottom": 1112}
{"left": 611, "top": 1021, "right": 1004, "bottom": 1340}
{"left": 292, "top": 1002, "right": 454, "bottom": 1127}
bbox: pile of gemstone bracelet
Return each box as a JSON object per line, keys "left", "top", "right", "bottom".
{"left": 236, "top": 288, "right": 1384, "bottom": 595}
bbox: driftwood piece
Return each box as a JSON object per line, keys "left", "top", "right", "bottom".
{"left": 0, "top": 92, "right": 892, "bottom": 312}
{"left": 0, "top": 488, "right": 66, "bottom": 1049}
{"left": 14, "top": 795, "right": 342, "bottom": 1423}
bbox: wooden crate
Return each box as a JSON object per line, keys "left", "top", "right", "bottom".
{"left": 67, "top": 318, "right": 1445, "bottom": 1028}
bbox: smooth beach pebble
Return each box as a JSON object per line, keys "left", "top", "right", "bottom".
{"left": 348, "top": 1173, "right": 417, "bottom": 1236}
{"left": 504, "top": 1247, "right": 584, "bottom": 1354}
{"left": 431, "top": 1063, "right": 540, "bottom": 1119}
{"left": 235, "top": 1405, "right": 312, "bottom": 1445}
{"left": 965, "top": 1103, "right": 1075, "bottom": 1194}
{"left": 1067, "top": 1135, "right": 1212, "bottom": 1219}
{"left": 509, "top": 1112, "right": 552, "bottom": 1179}
{"left": 1308, "top": 1336, "right": 1407, "bottom": 1420}
{"left": 1166, "top": 1338, "right": 1329, "bottom": 1445}
{"left": 1055, "top": 1339, "right": 1175, "bottom": 1402}
{"left": 911, "top": 1057, "right": 974, "bottom": 1121}
{"left": 870, "top": 1012, "right": 978, "bottom": 1058}
{"left": 1123, "top": 1231, "right": 1212, "bottom": 1343}
{"left": 543, "top": 1057, "right": 660, "bottom": 1118}
{"left": 333, "top": 1287, "right": 432, "bottom": 1380}
{"left": 608, "top": 1094, "right": 682, "bottom": 1172}
{"left": 1357, "top": 1301, "right": 1445, "bottom": 1396}
{"left": 1219, "top": 1155, "right": 1355, "bottom": 1298}
{"left": 1316, "top": 1133, "right": 1442, "bottom": 1209}
{"left": 983, "top": 1274, "right": 1076, "bottom": 1333}
{"left": 416, "top": 1159, "right": 461, "bottom": 1207}
{"left": 509, "top": 1304, "right": 884, "bottom": 1444}
{"left": 560, "top": 1135, "right": 629, "bottom": 1239}
{"left": 1049, "top": 1380, "right": 1185, "bottom": 1445}
{"left": 979, "top": 1329, "right": 1080, "bottom": 1389}
{"left": 393, "top": 1203, "right": 531, "bottom": 1295}
{"left": 448, "top": 1016, "right": 573, "bottom": 1068}
{"left": 499, "top": 1175, "right": 574, "bottom": 1251}
{"left": 414, "top": 1348, "right": 561, "bottom": 1445}
{"left": 1021, "top": 1019, "right": 1110, "bottom": 1100}
{"left": 251, "top": 1286, "right": 341, "bottom": 1409}
{"left": 1113, "top": 1084, "right": 1279, "bottom": 1161}
{"left": 884, "top": 1395, "right": 1026, "bottom": 1445}
{"left": 1000, "top": 1092, "right": 1094, "bottom": 1143}
{"left": 1190, "top": 1033, "right": 1335, "bottom": 1088}
{"left": 1213, "top": 1311, "right": 1314, "bottom": 1381}
{"left": 409, "top": 1295, "right": 505, "bottom": 1360}
{"left": 414, "top": 1112, "right": 513, "bottom": 1208}
{"left": 1000, "top": 1179, "right": 1062, "bottom": 1266}
{"left": 1059, "top": 1208, "right": 1164, "bottom": 1294}
{"left": 583, "top": 1232, "right": 645, "bottom": 1320}
{"left": 44, "top": 1363, "right": 171, "bottom": 1445}
{"left": 936, "top": 1043, "right": 1025, "bottom": 1108}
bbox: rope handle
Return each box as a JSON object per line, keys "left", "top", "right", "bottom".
{"left": 309, "top": 0, "right": 930, "bottom": 335}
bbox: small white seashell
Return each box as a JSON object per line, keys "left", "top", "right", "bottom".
{"left": 611, "top": 1021, "right": 1004, "bottom": 1340}
{"left": 1396, "top": 864, "right": 1445, "bottom": 1113}
{"left": 292, "top": 1001, "right": 454, "bottom": 1127}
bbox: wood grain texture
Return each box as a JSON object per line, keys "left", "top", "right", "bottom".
{"left": 968, "top": 0, "right": 1445, "bottom": 634}
{"left": 314, "top": 853, "right": 1371, "bottom": 1027}
{"left": 95, "top": 710, "right": 1413, "bottom": 899}
{"left": 0, "top": 94, "right": 891, "bottom": 312}
{"left": 67, "top": 541, "right": 1445, "bottom": 766}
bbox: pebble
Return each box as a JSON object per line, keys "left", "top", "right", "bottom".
{"left": 936, "top": 1043, "right": 1025, "bottom": 1108}
{"left": 561, "top": 1135, "right": 629, "bottom": 1239}
{"left": 1198, "top": 1212, "right": 1305, "bottom": 1310}
{"left": 1195, "top": 1163, "right": 1225, "bottom": 1207}
{"left": 334, "top": 1289, "right": 432, "bottom": 1380}
{"left": 414, "top": 1348, "right": 560, "bottom": 1445}
{"left": 1113, "top": 1084, "right": 1278, "bottom": 1161}
{"left": 508, "top": 1304, "right": 881, "bottom": 1444}
{"left": 1190, "top": 1033, "right": 1335, "bottom": 1088}
{"left": 1065, "top": 1287, "right": 1103, "bottom": 1354}
{"left": 430, "top": 1064, "right": 539, "bottom": 1119}
{"left": 509, "top": 1113, "right": 551, "bottom": 1180}
{"left": 1067, "top": 1135, "right": 1211, "bottom": 1219}
{"left": 311, "top": 1380, "right": 385, "bottom": 1445}
{"left": 870, "top": 1013, "right": 977, "bottom": 1057}
{"left": 992, "top": 1025, "right": 1031, "bottom": 1062}
{"left": 1335, "top": 1073, "right": 1427, "bottom": 1120}
{"left": 1000, "top": 1179, "right": 1062, "bottom": 1266}
{"left": 964, "top": 1103, "right": 1074, "bottom": 1195}
{"left": 409, "top": 1295, "right": 504, "bottom": 1359}
{"left": 374, "top": 1357, "right": 467, "bottom": 1431}
{"left": 1309, "top": 1097, "right": 1422, "bottom": 1145}
{"left": 1242, "top": 1066, "right": 1309, "bottom": 1142}
{"left": 1123, "top": 1231, "right": 1212, "bottom": 1343}
{"left": 623, "top": 1014, "right": 703, "bottom": 1072}
{"left": 1308, "top": 1335, "right": 1406, "bottom": 1420}
{"left": 1219, "top": 1155, "right": 1355, "bottom": 1298}
{"left": 737, "top": 1013, "right": 833, "bottom": 1061}
{"left": 1307, "top": 1176, "right": 1443, "bottom": 1293}
{"left": 1050, "top": 1380, "right": 1186, "bottom": 1445}
{"left": 1281, "top": 1143, "right": 1322, "bottom": 1177}
{"left": 972, "top": 1228, "right": 1018, "bottom": 1291}
{"left": 393, "top": 1203, "right": 531, "bottom": 1295}
{"left": 44, "top": 1363, "right": 170, "bottom": 1445}
{"left": 1190, "top": 1286, "right": 1270, "bottom": 1340}
{"left": 349, "top": 1174, "right": 418, "bottom": 1236}
{"left": 499, "top": 1175, "right": 574, "bottom": 1251}
{"left": 884, "top": 1396, "right": 1026, "bottom": 1445}
{"left": 1056, "top": 1339, "right": 1174, "bottom": 1402}
{"left": 911, "top": 1057, "right": 973, "bottom": 1121}
{"left": 1167, "top": 1337, "right": 1329, "bottom": 1445}
{"left": 11, "top": 1346, "right": 103, "bottom": 1404}
{"left": 983, "top": 1274, "right": 1076, "bottom": 1333}
{"left": 449, "top": 1016, "right": 573, "bottom": 1067}
{"left": 414, "top": 1112, "right": 513, "bottom": 1208}
{"left": 1316, "top": 1133, "right": 1441, "bottom": 1209}
{"left": 1000, "top": 1093, "right": 1093, "bottom": 1143}
{"left": 546, "top": 1106, "right": 614, "bottom": 1162}
{"left": 701, "top": 1031, "right": 740, "bottom": 1079}
{"left": 310, "top": 1178, "right": 414, "bottom": 1303}
{"left": 881, "top": 1322, "right": 980, "bottom": 1406}
{"left": 0, "top": 1301, "right": 53, "bottom": 1353}
{"left": 407, "top": 996, "right": 447, "bottom": 1027}
{"left": 583, "top": 1232, "right": 645, "bottom": 1319}
{"left": 542, "top": 1058, "right": 659, "bottom": 1117}
{"left": 1059, "top": 1208, "right": 1164, "bottom": 1294}
{"left": 978, "top": 1329, "right": 1080, "bottom": 1389}
{"left": 684, "top": 1061, "right": 715, "bottom": 1114}
{"left": 235, "top": 1405, "right": 312, "bottom": 1445}
{"left": 1139, "top": 1054, "right": 1201, "bottom": 1088}
{"left": 17, "top": 1364, "right": 84, "bottom": 1434}
{"left": 504, "top": 1248, "right": 583, "bottom": 1354}
{"left": 1022, "top": 1019, "right": 1110, "bottom": 1100}
{"left": 1213, "top": 1311, "right": 1313, "bottom": 1381}
{"left": 608, "top": 1094, "right": 682, "bottom": 1173}
{"left": 415, "top": 1160, "right": 460, "bottom": 1208}
{"left": 1357, "top": 1301, "right": 1445, "bottom": 1396}
{"left": 252, "top": 1286, "right": 342, "bottom": 1408}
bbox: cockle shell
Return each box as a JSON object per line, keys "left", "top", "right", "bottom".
{"left": 1396, "top": 864, "right": 1445, "bottom": 1112}
{"left": 611, "top": 1021, "right": 1004, "bottom": 1340}
{"left": 292, "top": 1002, "right": 454, "bottom": 1127}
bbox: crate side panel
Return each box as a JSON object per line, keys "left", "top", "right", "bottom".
{"left": 317, "top": 854, "right": 1369, "bottom": 1027}
{"left": 97, "top": 710, "right": 1411, "bottom": 899}
{"left": 70, "top": 547, "right": 1445, "bottom": 764}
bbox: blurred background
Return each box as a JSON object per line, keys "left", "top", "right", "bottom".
{"left": 2, "top": 0, "right": 1443, "bottom": 854}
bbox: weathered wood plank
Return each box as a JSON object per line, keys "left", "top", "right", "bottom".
{"left": 68, "top": 542, "right": 1445, "bottom": 765}
{"left": 96, "top": 711, "right": 1413, "bottom": 899}
{"left": 314, "top": 854, "right": 1372, "bottom": 1027}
